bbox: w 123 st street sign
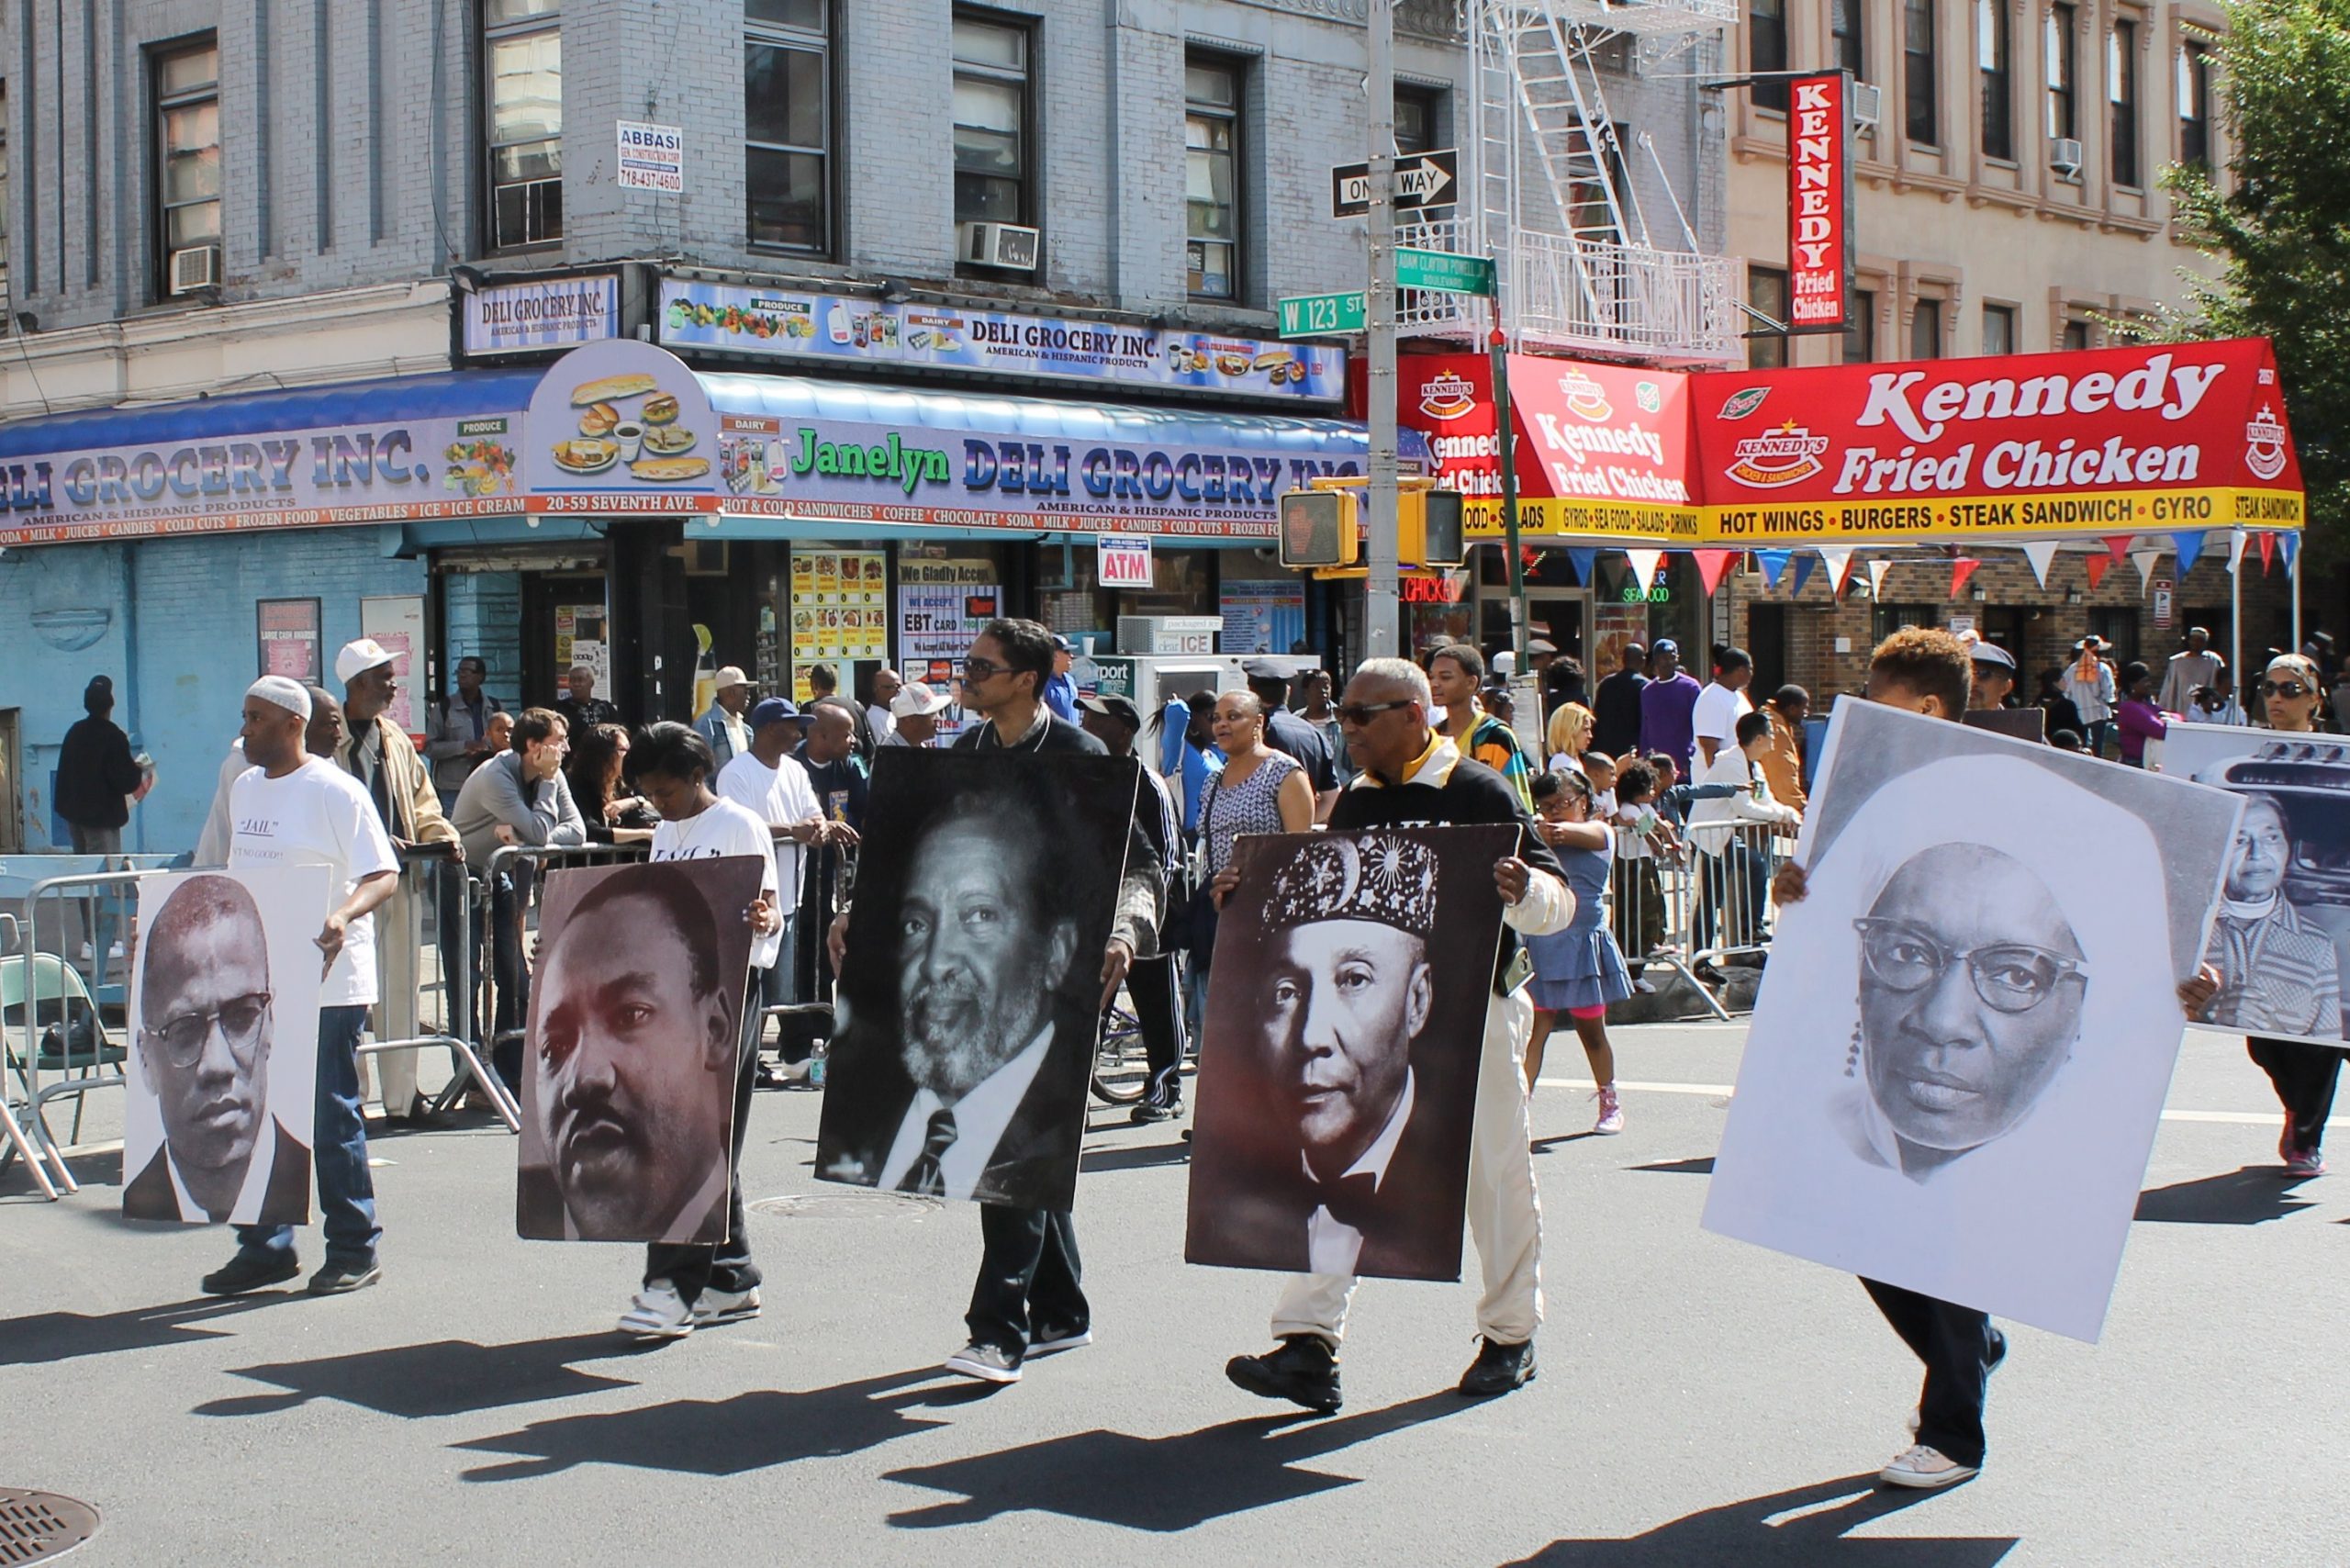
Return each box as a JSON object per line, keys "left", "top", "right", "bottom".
{"left": 1331, "top": 150, "right": 1460, "bottom": 218}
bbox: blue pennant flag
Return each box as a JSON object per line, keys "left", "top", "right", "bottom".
{"left": 1755, "top": 549, "right": 1792, "bottom": 590}
{"left": 1566, "top": 548, "right": 1599, "bottom": 586}
{"left": 2280, "top": 533, "right": 2300, "bottom": 570}
{"left": 2172, "top": 532, "right": 2206, "bottom": 576}
{"left": 1789, "top": 554, "right": 1818, "bottom": 599}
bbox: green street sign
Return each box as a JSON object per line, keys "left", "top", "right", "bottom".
{"left": 1278, "top": 290, "right": 1368, "bottom": 339}
{"left": 1397, "top": 247, "right": 1495, "bottom": 296}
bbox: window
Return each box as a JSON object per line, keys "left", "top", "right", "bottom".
{"left": 953, "top": 14, "right": 1030, "bottom": 231}
{"left": 1977, "top": 0, "right": 2013, "bottom": 159}
{"left": 154, "top": 40, "right": 221, "bottom": 290}
{"left": 2177, "top": 38, "right": 2212, "bottom": 167}
{"left": 1395, "top": 86, "right": 1441, "bottom": 154}
{"left": 1843, "top": 287, "right": 1876, "bottom": 363}
{"left": 1905, "top": 0, "right": 1939, "bottom": 142}
{"left": 2063, "top": 318, "right": 2093, "bottom": 350}
{"left": 0, "top": 82, "right": 10, "bottom": 325}
{"left": 1833, "top": 0, "right": 1865, "bottom": 83}
{"left": 1185, "top": 59, "right": 1243, "bottom": 301}
{"left": 1747, "top": 266, "right": 1788, "bottom": 369}
{"left": 2109, "top": 17, "right": 2140, "bottom": 185}
{"left": 1874, "top": 603, "right": 1940, "bottom": 640}
{"left": 2047, "top": 3, "right": 2077, "bottom": 142}
{"left": 1751, "top": 0, "right": 1789, "bottom": 111}
{"left": 484, "top": 0, "right": 561, "bottom": 250}
{"left": 1982, "top": 301, "right": 2016, "bottom": 355}
{"left": 1909, "top": 297, "right": 1942, "bottom": 358}
{"left": 746, "top": 0, "right": 833, "bottom": 254}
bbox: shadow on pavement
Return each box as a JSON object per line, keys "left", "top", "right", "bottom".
{"left": 1079, "top": 1139, "right": 1192, "bottom": 1173}
{"left": 884, "top": 1391, "right": 1468, "bottom": 1531}
{"left": 193, "top": 1333, "right": 658, "bottom": 1419}
{"left": 1505, "top": 1473, "right": 2018, "bottom": 1565}
{"left": 1, "top": 1146, "right": 126, "bottom": 1201}
{"left": 450, "top": 1368, "right": 960, "bottom": 1481}
{"left": 2132, "top": 1167, "right": 2315, "bottom": 1226}
{"left": 0, "top": 1295, "right": 281, "bottom": 1366}
{"left": 1629, "top": 1157, "right": 1715, "bottom": 1175}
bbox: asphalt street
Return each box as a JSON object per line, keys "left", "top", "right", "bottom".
{"left": 4, "top": 1021, "right": 2344, "bottom": 1567}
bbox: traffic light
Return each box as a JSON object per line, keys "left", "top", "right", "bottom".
{"left": 1407, "top": 488, "right": 1466, "bottom": 568}
{"left": 1278, "top": 488, "right": 1360, "bottom": 569}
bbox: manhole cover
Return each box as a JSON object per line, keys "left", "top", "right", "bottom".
{"left": 0, "top": 1489, "right": 100, "bottom": 1563}
{"left": 749, "top": 1193, "right": 941, "bottom": 1220}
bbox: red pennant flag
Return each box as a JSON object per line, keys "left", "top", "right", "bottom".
{"left": 2104, "top": 535, "right": 2133, "bottom": 564}
{"left": 2258, "top": 532, "right": 2277, "bottom": 574}
{"left": 2086, "top": 554, "right": 2111, "bottom": 590}
{"left": 1950, "top": 558, "right": 1981, "bottom": 599}
{"left": 1692, "top": 549, "right": 1737, "bottom": 596}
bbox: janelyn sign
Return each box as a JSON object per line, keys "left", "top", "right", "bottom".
{"left": 1786, "top": 73, "right": 1851, "bottom": 335}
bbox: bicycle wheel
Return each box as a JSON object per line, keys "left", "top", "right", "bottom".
{"left": 1089, "top": 1010, "right": 1149, "bottom": 1104}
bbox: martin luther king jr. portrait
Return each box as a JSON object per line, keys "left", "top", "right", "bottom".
{"left": 816, "top": 750, "right": 1137, "bottom": 1211}
{"left": 124, "top": 872, "right": 314, "bottom": 1226}
{"left": 1187, "top": 826, "right": 1513, "bottom": 1282}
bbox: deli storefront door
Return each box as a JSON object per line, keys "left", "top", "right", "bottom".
{"left": 524, "top": 573, "right": 613, "bottom": 711}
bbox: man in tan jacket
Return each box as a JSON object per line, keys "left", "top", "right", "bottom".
{"left": 335, "top": 639, "right": 464, "bottom": 1123}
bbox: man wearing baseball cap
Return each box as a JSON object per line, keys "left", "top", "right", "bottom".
{"left": 884, "top": 681, "right": 950, "bottom": 748}
{"left": 1967, "top": 639, "right": 2019, "bottom": 711}
{"left": 716, "top": 697, "right": 833, "bottom": 1082}
{"left": 334, "top": 639, "right": 463, "bottom": 1126}
{"left": 1044, "top": 635, "right": 1080, "bottom": 723}
{"left": 695, "top": 666, "right": 755, "bottom": 770}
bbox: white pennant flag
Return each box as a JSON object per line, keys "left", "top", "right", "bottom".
{"left": 2020, "top": 540, "right": 2060, "bottom": 588}
{"left": 1865, "top": 557, "right": 1893, "bottom": 597}
{"left": 2226, "top": 528, "right": 2249, "bottom": 575}
{"left": 2130, "top": 549, "right": 2164, "bottom": 592}
{"left": 1625, "top": 549, "right": 1664, "bottom": 597}
{"left": 1815, "top": 545, "right": 1855, "bottom": 593}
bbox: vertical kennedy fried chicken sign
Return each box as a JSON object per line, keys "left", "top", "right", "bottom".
{"left": 1786, "top": 73, "right": 1851, "bottom": 335}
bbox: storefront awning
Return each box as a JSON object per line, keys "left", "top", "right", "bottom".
{"left": 0, "top": 369, "right": 542, "bottom": 546}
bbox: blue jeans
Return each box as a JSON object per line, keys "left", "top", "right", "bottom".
{"left": 235, "top": 1004, "right": 380, "bottom": 1265}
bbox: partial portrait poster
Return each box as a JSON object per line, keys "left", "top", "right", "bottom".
{"left": 816, "top": 748, "right": 1141, "bottom": 1210}
{"left": 2160, "top": 722, "right": 2350, "bottom": 1049}
{"left": 124, "top": 865, "right": 331, "bottom": 1226}
{"left": 1702, "top": 700, "right": 2240, "bottom": 1341}
{"left": 1186, "top": 825, "right": 1516, "bottom": 1282}
{"left": 517, "top": 857, "right": 766, "bottom": 1243}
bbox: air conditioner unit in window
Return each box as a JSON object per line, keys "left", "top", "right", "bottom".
{"left": 2049, "top": 138, "right": 2085, "bottom": 178}
{"left": 958, "top": 221, "right": 1041, "bottom": 272}
{"left": 1848, "top": 82, "right": 1882, "bottom": 134}
{"left": 167, "top": 244, "right": 220, "bottom": 296}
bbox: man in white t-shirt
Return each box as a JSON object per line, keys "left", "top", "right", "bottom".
{"left": 717, "top": 698, "right": 838, "bottom": 1078}
{"left": 867, "top": 667, "right": 903, "bottom": 745}
{"left": 1690, "top": 647, "right": 1755, "bottom": 769}
{"left": 201, "top": 677, "right": 401, "bottom": 1299}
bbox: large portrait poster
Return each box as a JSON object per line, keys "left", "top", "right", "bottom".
{"left": 1701, "top": 701, "right": 2239, "bottom": 1341}
{"left": 2159, "top": 722, "right": 2350, "bottom": 1048}
{"left": 1186, "top": 826, "right": 1516, "bottom": 1282}
{"left": 815, "top": 748, "right": 1140, "bottom": 1210}
{"left": 124, "top": 865, "right": 330, "bottom": 1226}
{"left": 517, "top": 857, "right": 765, "bottom": 1243}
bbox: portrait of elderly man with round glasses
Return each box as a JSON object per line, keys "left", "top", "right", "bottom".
{"left": 125, "top": 873, "right": 314, "bottom": 1226}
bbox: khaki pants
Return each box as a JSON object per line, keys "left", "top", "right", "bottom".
{"left": 1270, "top": 984, "right": 1544, "bottom": 1347}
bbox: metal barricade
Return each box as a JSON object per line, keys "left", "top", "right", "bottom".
{"left": 354, "top": 843, "right": 520, "bottom": 1132}
{"left": 1607, "top": 828, "right": 1727, "bottom": 1022}
{"left": 1677, "top": 817, "right": 1796, "bottom": 1009}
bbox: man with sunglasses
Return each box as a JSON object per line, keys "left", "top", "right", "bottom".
{"left": 127, "top": 875, "right": 309, "bottom": 1226}
{"left": 200, "top": 677, "right": 401, "bottom": 1297}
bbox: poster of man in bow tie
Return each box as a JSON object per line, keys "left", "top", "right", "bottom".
{"left": 1186, "top": 825, "right": 1516, "bottom": 1282}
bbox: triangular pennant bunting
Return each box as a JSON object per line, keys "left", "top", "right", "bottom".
{"left": 2104, "top": 535, "right": 2134, "bottom": 565}
{"left": 1566, "top": 548, "right": 1598, "bottom": 586}
{"left": 1864, "top": 557, "right": 1892, "bottom": 598}
{"left": 2258, "top": 532, "right": 2277, "bottom": 574}
{"left": 2173, "top": 532, "right": 2206, "bottom": 575}
{"left": 2020, "top": 541, "right": 2060, "bottom": 588}
{"left": 1950, "top": 558, "right": 1982, "bottom": 599}
{"left": 2226, "top": 529, "right": 2249, "bottom": 575}
{"left": 1625, "top": 549, "right": 1664, "bottom": 597}
{"left": 1692, "top": 549, "right": 1738, "bottom": 596}
{"left": 2130, "top": 549, "right": 2164, "bottom": 592}
{"left": 2086, "top": 554, "right": 2112, "bottom": 590}
{"left": 1789, "top": 554, "right": 1818, "bottom": 599}
{"left": 1817, "top": 545, "right": 1855, "bottom": 596}
{"left": 2281, "top": 533, "right": 2300, "bottom": 570}
{"left": 1756, "top": 549, "right": 1792, "bottom": 590}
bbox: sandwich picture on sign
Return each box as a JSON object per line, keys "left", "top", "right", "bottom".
{"left": 524, "top": 341, "right": 720, "bottom": 498}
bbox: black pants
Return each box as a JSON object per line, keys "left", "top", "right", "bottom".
{"left": 967, "top": 1205, "right": 1087, "bottom": 1355}
{"left": 2247, "top": 1036, "right": 2346, "bottom": 1154}
{"left": 643, "top": 991, "right": 764, "bottom": 1305}
{"left": 489, "top": 867, "right": 532, "bottom": 1092}
{"left": 1126, "top": 951, "right": 1186, "bottom": 1101}
{"left": 1862, "top": 1278, "right": 2002, "bottom": 1469}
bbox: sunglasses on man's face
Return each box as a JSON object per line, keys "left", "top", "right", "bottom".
{"left": 960, "top": 655, "right": 1010, "bottom": 681}
{"left": 1335, "top": 700, "right": 1415, "bottom": 727}
{"left": 2263, "top": 680, "right": 2312, "bottom": 700}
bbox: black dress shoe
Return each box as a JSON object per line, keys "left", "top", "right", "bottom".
{"left": 1226, "top": 1334, "right": 1342, "bottom": 1414}
{"left": 308, "top": 1259, "right": 383, "bottom": 1295}
{"left": 1458, "top": 1336, "right": 1537, "bottom": 1397}
{"left": 200, "top": 1253, "right": 302, "bottom": 1297}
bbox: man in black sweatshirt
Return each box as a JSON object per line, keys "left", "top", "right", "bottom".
{"left": 56, "top": 675, "right": 145, "bottom": 853}
{"left": 1220, "top": 656, "right": 1573, "bottom": 1414}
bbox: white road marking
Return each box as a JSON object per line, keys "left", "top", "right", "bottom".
{"left": 1534, "top": 1078, "right": 2347, "bottom": 1129}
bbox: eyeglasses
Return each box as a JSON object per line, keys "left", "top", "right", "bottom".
{"left": 142, "top": 991, "right": 272, "bottom": 1069}
{"left": 1335, "top": 700, "right": 1416, "bottom": 726}
{"left": 1852, "top": 919, "right": 2084, "bottom": 1014}
{"left": 960, "top": 655, "right": 1011, "bottom": 680}
{"left": 2261, "top": 680, "right": 2312, "bottom": 700}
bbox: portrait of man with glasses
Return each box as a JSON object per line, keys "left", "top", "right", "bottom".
{"left": 125, "top": 872, "right": 317, "bottom": 1226}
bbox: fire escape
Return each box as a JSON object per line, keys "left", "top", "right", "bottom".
{"left": 1398, "top": 0, "right": 1744, "bottom": 364}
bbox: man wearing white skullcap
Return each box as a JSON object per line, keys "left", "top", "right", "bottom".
{"left": 196, "top": 675, "right": 401, "bottom": 1300}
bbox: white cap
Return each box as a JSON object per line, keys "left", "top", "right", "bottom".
{"left": 891, "top": 682, "right": 948, "bottom": 719}
{"left": 335, "top": 637, "right": 396, "bottom": 686}
{"left": 712, "top": 665, "right": 750, "bottom": 689}
{"left": 247, "top": 675, "right": 313, "bottom": 721}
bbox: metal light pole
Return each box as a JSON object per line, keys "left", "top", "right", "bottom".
{"left": 1365, "top": 0, "right": 1401, "bottom": 657}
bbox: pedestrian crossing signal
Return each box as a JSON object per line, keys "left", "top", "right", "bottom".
{"left": 1279, "top": 489, "right": 1359, "bottom": 569}
{"left": 1410, "top": 489, "right": 1466, "bottom": 568}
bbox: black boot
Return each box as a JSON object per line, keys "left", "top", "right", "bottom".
{"left": 1225, "top": 1334, "right": 1342, "bottom": 1414}
{"left": 1457, "top": 1336, "right": 1537, "bottom": 1397}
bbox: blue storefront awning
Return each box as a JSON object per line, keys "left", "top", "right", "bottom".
{"left": 0, "top": 368, "right": 544, "bottom": 456}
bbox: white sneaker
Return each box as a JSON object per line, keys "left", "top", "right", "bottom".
{"left": 1593, "top": 1084, "right": 1625, "bottom": 1136}
{"left": 1877, "top": 1444, "right": 1978, "bottom": 1489}
{"left": 619, "top": 1281, "right": 695, "bottom": 1339}
{"left": 692, "top": 1285, "right": 761, "bottom": 1327}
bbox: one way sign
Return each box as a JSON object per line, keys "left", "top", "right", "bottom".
{"left": 1330, "top": 149, "right": 1459, "bottom": 218}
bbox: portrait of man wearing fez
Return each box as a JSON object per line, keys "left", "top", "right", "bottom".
{"left": 818, "top": 753, "right": 1137, "bottom": 1211}
{"left": 1187, "top": 826, "right": 1515, "bottom": 1282}
{"left": 518, "top": 860, "right": 761, "bottom": 1243}
{"left": 125, "top": 873, "right": 313, "bottom": 1226}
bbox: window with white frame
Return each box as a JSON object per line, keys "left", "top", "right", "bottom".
{"left": 747, "top": 0, "right": 833, "bottom": 253}
{"left": 953, "top": 13, "right": 1031, "bottom": 230}
{"left": 1185, "top": 57, "right": 1243, "bottom": 301}
{"left": 484, "top": 0, "right": 561, "bottom": 251}
{"left": 154, "top": 40, "right": 222, "bottom": 291}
